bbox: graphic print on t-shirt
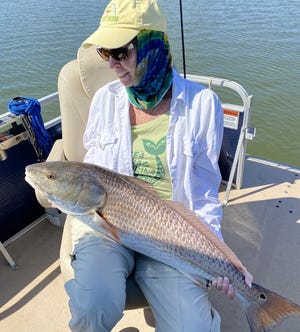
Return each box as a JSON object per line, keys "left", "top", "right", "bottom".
{"left": 131, "top": 113, "right": 172, "bottom": 200}
{"left": 133, "top": 136, "right": 166, "bottom": 186}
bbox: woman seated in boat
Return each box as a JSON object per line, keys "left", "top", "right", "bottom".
{"left": 64, "top": 0, "right": 239, "bottom": 331}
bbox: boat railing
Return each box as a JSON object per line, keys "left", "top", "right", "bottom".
{"left": 0, "top": 75, "right": 256, "bottom": 206}
{"left": 0, "top": 92, "right": 61, "bottom": 269}
{"left": 38, "top": 91, "right": 59, "bottom": 106}
{"left": 186, "top": 74, "right": 255, "bottom": 205}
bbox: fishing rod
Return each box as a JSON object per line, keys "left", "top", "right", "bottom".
{"left": 179, "top": 0, "right": 186, "bottom": 78}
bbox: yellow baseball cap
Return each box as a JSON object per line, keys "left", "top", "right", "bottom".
{"left": 82, "top": 0, "right": 167, "bottom": 49}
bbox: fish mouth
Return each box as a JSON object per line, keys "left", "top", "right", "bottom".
{"left": 25, "top": 173, "right": 48, "bottom": 198}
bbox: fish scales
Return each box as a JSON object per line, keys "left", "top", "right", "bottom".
{"left": 25, "top": 161, "right": 300, "bottom": 332}
{"left": 94, "top": 165, "right": 242, "bottom": 285}
{"left": 114, "top": 186, "right": 232, "bottom": 262}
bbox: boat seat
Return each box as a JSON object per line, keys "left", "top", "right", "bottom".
{"left": 36, "top": 45, "right": 149, "bottom": 310}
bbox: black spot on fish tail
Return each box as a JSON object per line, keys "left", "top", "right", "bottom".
{"left": 245, "top": 283, "right": 300, "bottom": 332}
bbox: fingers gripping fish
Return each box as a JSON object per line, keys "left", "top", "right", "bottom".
{"left": 25, "top": 161, "right": 300, "bottom": 332}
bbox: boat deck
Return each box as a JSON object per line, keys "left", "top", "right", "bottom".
{"left": 1, "top": 156, "right": 300, "bottom": 331}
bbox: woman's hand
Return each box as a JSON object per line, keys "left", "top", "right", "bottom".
{"left": 211, "top": 277, "right": 235, "bottom": 300}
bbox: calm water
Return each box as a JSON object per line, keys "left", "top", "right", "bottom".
{"left": 1, "top": 0, "right": 299, "bottom": 167}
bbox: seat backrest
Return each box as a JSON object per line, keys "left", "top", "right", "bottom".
{"left": 58, "top": 45, "right": 116, "bottom": 161}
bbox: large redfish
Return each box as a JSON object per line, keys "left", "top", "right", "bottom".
{"left": 25, "top": 161, "right": 300, "bottom": 332}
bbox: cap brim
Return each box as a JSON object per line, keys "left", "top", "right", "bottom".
{"left": 82, "top": 27, "right": 139, "bottom": 49}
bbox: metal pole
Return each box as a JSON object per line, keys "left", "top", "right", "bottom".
{"left": 179, "top": 0, "right": 186, "bottom": 78}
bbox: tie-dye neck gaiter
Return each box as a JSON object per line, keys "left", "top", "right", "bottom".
{"left": 126, "top": 30, "right": 173, "bottom": 110}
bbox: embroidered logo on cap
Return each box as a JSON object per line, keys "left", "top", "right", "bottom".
{"left": 102, "top": 1, "right": 118, "bottom": 23}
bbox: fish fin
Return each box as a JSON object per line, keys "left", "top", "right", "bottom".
{"left": 244, "top": 283, "right": 300, "bottom": 332}
{"left": 165, "top": 201, "right": 252, "bottom": 286}
{"left": 95, "top": 210, "right": 120, "bottom": 242}
{"left": 179, "top": 271, "right": 210, "bottom": 288}
{"left": 122, "top": 175, "right": 161, "bottom": 198}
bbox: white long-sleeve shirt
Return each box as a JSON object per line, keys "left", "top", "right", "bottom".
{"left": 84, "top": 69, "right": 224, "bottom": 238}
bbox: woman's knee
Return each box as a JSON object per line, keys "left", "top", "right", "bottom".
{"left": 63, "top": 229, "right": 134, "bottom": 331}
{"left": 65, "top": 278, "right": 125, "bottom": 331}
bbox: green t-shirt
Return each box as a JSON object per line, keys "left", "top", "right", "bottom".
{"left": 131, "top": 113, "right": 172, "bottom": 200}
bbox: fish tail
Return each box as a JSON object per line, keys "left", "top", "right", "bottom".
{"left": 244, "top": 283, "right": 300, "bottom": 332}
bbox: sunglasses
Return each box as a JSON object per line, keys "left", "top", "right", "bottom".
{"left": 96, "top": 39, "right": 136, "bottom": 62}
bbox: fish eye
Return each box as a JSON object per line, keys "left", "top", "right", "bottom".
{"left": 47, "top": 172, "right": 56, "bottom": 180}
